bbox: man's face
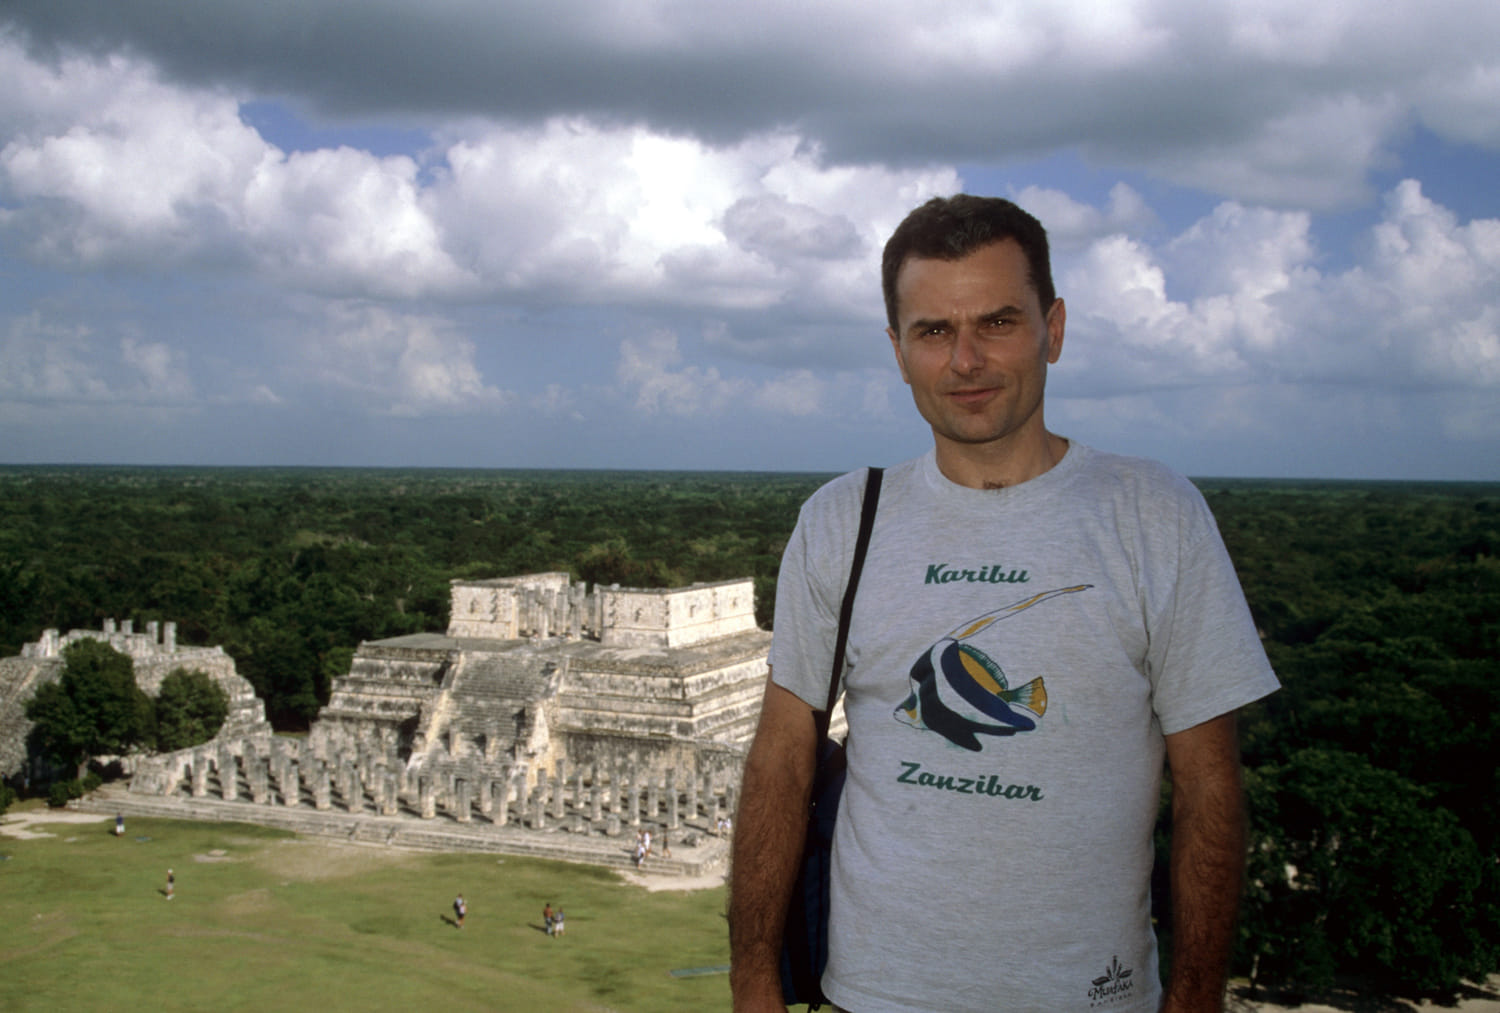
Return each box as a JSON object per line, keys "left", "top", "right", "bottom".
{"left": 887, "top": 239, "right": 1064, "bottom": 462}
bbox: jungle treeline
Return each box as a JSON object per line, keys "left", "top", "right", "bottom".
{"left": 1, "top": 465, "right": 1497, "bottom": 997}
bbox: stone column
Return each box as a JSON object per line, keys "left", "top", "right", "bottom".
{"left": 419, "top": 777, "right": 437, "bottom": 820}
{"left": 395, "top": 757, "right": 412, "bottom": 800}
{"left": 344, "top": 764, "right": 363, "bottom": 813}
{"left": 478, "top": 774, "right": 494, "bottom": 818}
{"left": 552, "top": 759, "right": 568, "bottom": 820}
{"left": 613, "top": 763, "right": 629, "bottom": 816}
{"left": 382, "top": 769, "right": 400, "bottom": 816}
{"left": 219, "top": 750, "right": 239, "bottom": 802}
{"left": 190, "top": 752, "right": 210, "bottom": 798}
{"left": 627, "top": 770, "right": 641, "bottom": 828}
{"left": 283, "top": 760, "right": 300, "bottom": 807}
{"left": 685, "top": 767, "right": 699, "bottom": 820}
{"left": 646, "top": 774, "right": 660, "bottom": 827}
{"left": 248, "top": 758, "right": 268, "bottom": 804}
{"left": 454, "top": 779, "right": 471, "bottom": 823}
{"left": 666, "top": 770, "right": 681, "bottom": 830}
{"left": 531, "top": 789, "right": 547, "bottom": 830}
{"left": 589, "top": 765, "right": 603, "bottom": 823}
{"left": 493, "top": 775, "right": 510, "bottom": 827}
{"left": 314, "top": 761, "right": 332, "bottom": 810}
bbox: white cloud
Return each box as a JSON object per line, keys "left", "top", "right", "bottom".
{"left": 617, "top": 330, "right": 742, "bottom": 416}
{"left": 6, "top": 2, "right": 1500, "bottom": 210}
{"left": 1, "top": 8, "right": 1499, "bottom": 477}
{"left": 121, "top": 337, "right": 194, "bottom": 400}
{"left": 1014, "top": 183, "right": 1154, "bottom": 245}
{"left": 428, "top": 121, "right": 955, "bottom": 316}
{"left": 0, "top": 312, "right": 196, "bottom": 418}
{"left": 752, "top": 369, "right": 824, "bottom": 417}
{"left": 1058, "top": 181, "right": 1500, "bottom": 397}
{"left": 298, "top": 304, "right": 507, "bottom": 416}
{"left": 616, "top": 331, "right": 849, "bottom": 420}
{"left": 243, "top": 146, "right": 472, "bottom": 298}
{"left": 0, "top": 312, "right": 111, "bottom": 401}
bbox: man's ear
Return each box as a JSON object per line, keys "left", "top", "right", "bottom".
{"left": 1045, "top": 299, "right": 1065, "bottom": 364}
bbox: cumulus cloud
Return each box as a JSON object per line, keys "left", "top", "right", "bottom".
{"left": 0, "top": 313, "right": 195, "bottom": 409}
{"left": 616, "top": 331, "right": 848, "bottom": 420}
{"left": 1059, "top": 180, "right": 1500, "bottom": 401}
{"left": 0, "top": 37, "right": 954, "bottom": 317}
{"left": 0, "top": 313, "right": 111, "bottom": 402}
{"left": 0, "top": 5, "right": 1497, "bottom": 476}
{"left": 617, "top": 330, "right": 743, "bottom": 416}
{"left": 7, "top": 1, "right": 1499, "bottom": 208}
{"left": 297, "top": 304, "right": 507, "bottom": 416}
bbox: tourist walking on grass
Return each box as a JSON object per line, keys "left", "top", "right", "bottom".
{"left": 552, "top": 908, "right": 565, "bottom": 937}
{"left": 164, "top": 868, "right": 174, "bottom": 900}
{"left": 543, "top": 902, "right": 555, "bottom": 936}
{"left": 454, "top": 893, "right": 466, "bottom": 929}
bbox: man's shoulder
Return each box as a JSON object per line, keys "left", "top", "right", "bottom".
{"left": 800, "top": 455, "right": 926, "bottom": 514}
{"left": 1067, "top": 443, "right": 1202, "bottom": 505}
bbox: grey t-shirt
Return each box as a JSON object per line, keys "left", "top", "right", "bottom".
{"left": 769, "top": 443, "right": 1279, "bottom": 1013}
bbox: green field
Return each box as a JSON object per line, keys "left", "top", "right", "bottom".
{"left": 0, "top": 810, "right": 731, "bottom": 1012}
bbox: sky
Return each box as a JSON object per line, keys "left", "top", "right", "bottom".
{"left": 1, "top": 2, "right": 1497, "bottom": 480}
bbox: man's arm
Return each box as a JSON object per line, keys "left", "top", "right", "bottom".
{"left": 729, "top": 674, "right": 819, "bottom": 1012}
{"left": 1161, "top": 712, "right": 1245, "bottom": 1013}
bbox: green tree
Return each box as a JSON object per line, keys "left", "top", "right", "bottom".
{"left": 1240, "top": 748, "right": 1499, "bottom": 996}
{"left": 154, "top": 668, "right": 230, "bottom": 752}
{"left": 25, "top": 640, "right": 155, "bottom": 779}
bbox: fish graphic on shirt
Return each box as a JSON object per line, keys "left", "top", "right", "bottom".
{"left": 894, "top": 585, "right": 1091, "bottom": 751}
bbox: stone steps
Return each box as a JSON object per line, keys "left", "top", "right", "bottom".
{"left": 74, "top": 786, "right": 728, "bottom": 878}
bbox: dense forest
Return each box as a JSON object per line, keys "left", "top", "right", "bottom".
{"left": 2, "top": 466, "right": 1497, "bottom": 997}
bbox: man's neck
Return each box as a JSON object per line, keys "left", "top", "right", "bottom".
{"left": 934, "top": 431, "right": 1069, "bottom": 490}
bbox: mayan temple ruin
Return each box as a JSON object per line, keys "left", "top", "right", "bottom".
{"left": 0, "top": 618, "right": 271, "bottom": 780}
{"left": 2, "top": 573, "right": 770, "bottom": 874}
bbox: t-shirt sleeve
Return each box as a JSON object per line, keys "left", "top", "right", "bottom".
{"left": 1144, "top": 482, "right": 1280, "bottom": 735}
{"left": 767, "top": 472, "right": 864, "bottom": 710}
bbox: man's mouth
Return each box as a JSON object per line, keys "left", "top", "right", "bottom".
{"left": 945, "top": 386, "right": 999, "bottom": 404}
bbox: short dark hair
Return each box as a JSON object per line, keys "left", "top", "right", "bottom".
{"left": 881, "top": 195, "right": 1056, "bottom": 331}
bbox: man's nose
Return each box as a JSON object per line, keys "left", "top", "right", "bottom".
{"left": 950, "top": 327, "right": 985, "bottom": 374}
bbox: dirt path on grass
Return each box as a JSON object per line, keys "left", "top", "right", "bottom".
{"left": 0, "top": 808, "right": 113, "bottom": 839}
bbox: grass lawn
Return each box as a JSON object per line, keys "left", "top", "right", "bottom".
{"left": 0, "top": 810, "right": 731, "bottom": 1012}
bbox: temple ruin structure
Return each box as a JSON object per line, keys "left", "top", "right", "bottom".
{"left": 7, "top": 574, "right": 769, "bottom": 869}
{"left": 0, "top": 619, "right": 270, "bottom": 779}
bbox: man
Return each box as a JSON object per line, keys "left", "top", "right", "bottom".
{"left": 454, "top": 892, "right": 466, "bottom": 929}
{"left": 729, "top": 195, "right": 1278, "bottom": 1012}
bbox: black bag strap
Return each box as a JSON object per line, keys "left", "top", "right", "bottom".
{"left": 815, "top": 466, "right": 883, "bottom": 742}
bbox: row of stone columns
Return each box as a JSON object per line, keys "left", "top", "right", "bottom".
{"left": 172, "top": 742, "right": 739, "bottom": 833}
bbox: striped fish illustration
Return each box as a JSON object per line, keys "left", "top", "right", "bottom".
{"left": 894, "top": 585, "right": 1091, "bottom": 751}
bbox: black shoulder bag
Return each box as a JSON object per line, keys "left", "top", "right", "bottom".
{"left": 778, "top": 466, "right": 883, "bottom": 1009}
